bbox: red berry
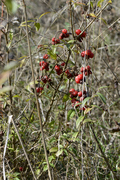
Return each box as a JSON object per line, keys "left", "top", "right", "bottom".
{"left": 41, "top": 76, "right": 48, "bottom": 83}
{"left": 65, "top": 69, "right": 70, "bottom": 74}
{"left": 43, "top": 54, "right": 49, "bottom": 59}
{"left": 59, "top": 33, "right": 64, "bottom": 39}
{"left": 43, "top": 62, "right": 49, "bottom": 69}
{"left": 78, "top": 74, "right": 83, "bottom": 80}
{"left": 80, "top": 106, "right": 86, "bottom": 111}
{"left": 55, "top": 65, "right": 60, "bottom": 71}
{"left": 85, "top": 65, "right": 91, "bottom": 71}
{"left": 85, "top": 50, "right": 91, "bottom": 56}
{"left": 80, "top": 97, "right": 85, "bottom": 101}
{"left": 81, "top": 31, "right": 86, "bottom": 38}
{"left": 57, "top": 69, "right": 62, "bottom": 75}
{"left": 39, "top": 61, "right": 45, "bottom": 66}
{"left": 80, "top": 67, "right": 85, "bottom": 73}
{"left": 64, "top": 33, "right": 69, "bottom": 38}
{"left": 19, "top": 167, "right": 23, "bottom": 171}
{"left": 89, "top": 53, "right": 94, "bottom": 58}
{"left": 69, "top": 88, "right": 75, "bottom": 94}
{"left": 72, "top": 90, "right": 78, "bottom": 97}
{"left": 75, "top": 29, "right": 81, "bottom": 35}
{"left": 62, "top": 29, "right": 67, "bottom": 34}
{"left": 78, "top": 91, "right": 82, "bottom": 97}
{"left": 75, "top": 76, "right": 80, "bottom": 83}
{"left": 71, "top": 98, "right": 76, "bottom": 103}
{"left": 81, "top": 51, "right": 85, "bottom": 57}
{"left": 75, "top": 101, "right": 80, "bottom": 107}
{"left": 55, "top": 39, "right": 60, "bottom": 44}
{"left": 61, "top": 62, "right": 65, "bottom": 66}
{"left": 52, "top": 37, "right": 56, "bottom": 42}
{"left": 36, "top": 87, "right": 43, "bottom": 93}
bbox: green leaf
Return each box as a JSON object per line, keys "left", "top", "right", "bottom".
{"left": 67, "top": 109, "right": 75, "bottom": 120}
{"left": 39, "top": 12, "right": 50, "bottom": 19}
{"left": 81, "top": 97, "right": 91, "bottom": 107}
{"left": 34, "top": 22, "right": 40, "bottom": 31}
{"left": 98, "top": 85, "right": 109, "bottom": 90}
{"left": 76, "top": 116, "right": 84, "bottom": 129}
{"left": 99, "top": 18, "right": 107, "bottom": 25}
{"left": 97, "top": 92, "right": 106, "bottom": 104}
{"left": 72, "top": 132, "right": 78, "bottom": 140}
{"left": 47, "top": 49, "right": 57, "bottom": 60}
{"left": 58, "top": 104, "right": 65, "bottom": 110}
{"left": 5, "top": 0, "right": 18, "bottom": 14}
{"left": 48, "top": 155, "right": 55, "bottom": 163}
{"left": 56, "top": 149, "right": 63, "bottom": 157}
{"left": 43, "top": 164, "right": 48, "bottom": 172}
{"left": 90, "top": 1, "right": 93, "bottom": 8}
{"left": 92, "top": 105, "right": 104, "bottom": 111}
{"left": 63, "top": 94, "right": 69, "bottom": 102}
{"left": 0, "top": 86, "right": 13, "bottom": 94}
{"left": 68, "top": 40, "right": 75, "bottom": 44}
{"left": 49, "top": 147, "right": 58, "bottom": 153}
{"left": 83, "top": 118, "right": 93, "bottom": 124}
{"left": 70, "top": 110, "right": 75, "bottom": 118}
{"left": 97, "top": 0, "right": 104, "bottom": 7}
{"left": 9, "top": 29, "right": 13, "bottom": 40}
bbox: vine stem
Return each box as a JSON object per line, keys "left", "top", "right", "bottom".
{"left": 22, "top": 0, "right": 52, "bottom": 179}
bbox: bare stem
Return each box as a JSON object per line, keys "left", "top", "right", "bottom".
{"left": 22, "top": 0, "right": 52, "bottom": 179}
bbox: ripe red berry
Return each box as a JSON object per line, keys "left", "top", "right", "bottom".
{"left": 41, "top": 76, "right": 48, "bottom": 83}
{"left": 55, "top": 65, "right": 60, "bottom": 71}
{"left": 36, "top": 87, "right": 43, "bottom": 93}
{"left": 80, "top": 67, "right": 85, "bottom": 73}
{"left": 52, "top": 37, "right": 56, "bottom": 42}
{"left": 85, "top": 50, "right": 91, "bottom": 57}
{"left": 72, "top": 90, "right": 78, "bottom": 97}
{"left": 75, "top": 101, "right": 80, "bottom": 107}
{"left": 75, "top": 76, "right": 80, "bottom": 83}
{"left": 55, "top": 39, "right": 60, "bottom": 44}
{"left": 78, "top": 74, "right": 83, "bottom": 80}
{"left": 80, "top": 106, "right": 86, "bottom": 111}
{"left": 69, "top": 88, "right": 75, "bottom": 94}
{"left": 71, "top": 98, "right": 76, "bottom": 103}
{"left": 62, "top": 29, "right": 67, "bottom": 34}
{"left": 19, "top": 167, "right": 23, "bottom": 171}
{"left": 75, "top": 29, "right": 81, "bottom": 35}
{"left": 81, "top": 31, "right": 86, "bottom": 38}
{"left": 89, "top": 52, "right": 94, "bottom": 58}
{"left": 59, "top": 33, "right": 64, "bottom": 39}
{"left": 61, "top": 62, "right": 65, "bottom": 66}
{"left": 57, "top": 69, "right": 62, "bottom": 75}
{"left": 85, "top": 65, "right": 91, "bottom": 71}
{"left": 39, "top": 61, "right": 45, "bottom": 66}
{"left": 43, "top": 54, "right": 49, "bottom": 59}
{"left": 80, "top": 97, "right": 85, "bottom": 101}
{"left": 81, "top": 51, "right": 85, "bottom": 57}
{"left": 78, "top": 91, "right": 82, "bottom": 97}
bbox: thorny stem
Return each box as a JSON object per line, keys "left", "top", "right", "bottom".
{"left": 22, "top": 0, "right": 52, "bottom": 179}
{"left": 90, "top": 124, "right": 119, "bottom": 180}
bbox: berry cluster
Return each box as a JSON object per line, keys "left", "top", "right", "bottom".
{"left": 75, "top": 29, "right": 87, "bottom": 42}
{"left": 69, "top": 88, "right": 87, "bottom": 110}
{"left": 36, "top": 87, "right": 44, "bottom": 93}
{"left": 52, "top": 38, "right": 60, "bottom": 45}
{"left": 81, "top": 50, "right": 94, "bottom": 59}
{"left": 59, "top": 29, "right": 69, "bottom": 40}
{"left": 39, "top": 54, "right": 49, "bottom": 71}
{"left": 51, "top": 29, "right": 69, "bottom": 45}
{"left": 80, "top": 65, "right": 92, "bottom": 76}
{"left": 41, "top": 76, "right": 51, "bottom": 84}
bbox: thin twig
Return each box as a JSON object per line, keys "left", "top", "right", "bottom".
{"left": 22, "top": 0, "right": 52, "bottom": 179}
